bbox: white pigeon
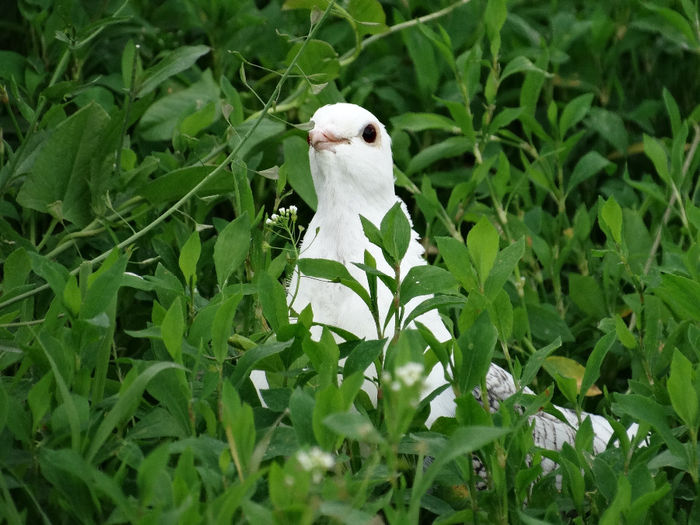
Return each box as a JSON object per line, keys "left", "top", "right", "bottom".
{"left": 271, "top": 102, "right": 637, "bottom": 470}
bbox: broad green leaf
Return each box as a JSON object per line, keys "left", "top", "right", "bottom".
{"left": 179, "top": 100, "right": 217, "bottom": 137}
{"left": 3, "top": 248, "right": 31, "bottom": 291}
{"left": 297, "top": 258, "right": 371, "bottom": 308}
{"left": 136, "top": 45, "right": 210, "bottom": 98}
{"left": 407, "top": 136, "right": 473, "bottom": 175}
{"left": 484, "top": 237, "right": 525, "bottom": 299}
{"left": 599, "top": 475, "right": 631, "bottom": 525}
{"left": 139, "top": 166, "right": 233, "bottom": 204}
{"left": 214, "top": 212, "right": 251, "bottom": 287}
{"left": 599, "top": 196, "right": 623, "bottom": 244}
{"left": 662, "top": 87, "right": 682, "bottom": 136}
{"left": 137, "top": 70, "right": 219, "bottom": 141}
{"left": 400, "top": 265, "right": 458, "bottom": 305}
{"left": 467, "top": 216, "right": 499, "bottom": 284}
{"left": 613, "top": 394, "right": 684, "bottom": 458}
{"left": 161, "top": 299, "right": 184, "bottom": 362}
{"left": 17, "top": 103, "right": 112, "bottom": 226}
{"left": 528, "top": 303, "right": 574, "bottom": 342}
{"left": 567, "top": 151, "right": 613, "bottom": 194}
{"left": 643, "top": 134, "right": 670, "bottom": 183}
{"left": 343, "top": 339, "right": 384, "bottom": 378}
{"left": 412, "top": 426, "right": 511, "bottom": 498}
{"left": 614, "top": 315, "right": 637, "bottom": 349}
{"left": 489, "top": 107, "right": 523, "bottom": 131}
{"left": 230, "top": 340, "right": 293, "bottom": 389}
{"left": 456, "top": 311, "right": 497, "bottom": 393}
{"left": 588, "top": 108, "right": 628, "bottom": 154}
{"left": 178, "top": 231, "right": 201, "bottom": 284}
{"left": 559, "top": 93, "right": 594, "bottom": 137}
{"left": 500, "top": 56, "right": 549, "bottom": 81}
{"left": 436, "top": 236, "right": 479, "bottom": 291}
{"left": 569, "top": 274, "right": 607, "bottom": 318}
{"left": 347, "top": 0, "right": 387, "bottom": 35}
{"left": 490, "top": 289, "right": 513, "bottom": 341}
{"left": 380, "top": 202, "right": 411, "bottom": 263}
{"left": 285, "top": 39, "right": 339, "bottom": 84}
{"left": 121, "top": 39, "right": 136, "bottom": 89}
{"left": 667, "top": 349, "right": 699, "bottom": 430}
{"left": 654, "top": 274, "right": 700, "bottom": 322}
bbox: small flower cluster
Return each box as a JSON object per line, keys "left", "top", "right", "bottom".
{"left": 296, "top": 446, "right": 335, "bottom": 483}
{"left": 265, "top": 205, "right": 298, "bottom": 226}
{"left": 382, "top": 362, "right": 425, "bottom": 392}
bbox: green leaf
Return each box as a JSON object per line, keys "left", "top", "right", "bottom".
{"left": 347, "top": 0, "right": 387, "bottom": 35}
{"left": 521, "top": 338, "right": 562, "bottom": 386}
{"left": 257, "top": 271, "right": 289, "bottom": 332}
{"left": 599, "top": 196, "right": 623, "bottom": 244}
{"left": 400, "top": 265, "right": 458, "bottom": 305}
{"left": 456, "top": 311, "right": 497, "bottom": 393}
{"left": 559, "top": 93, "right": 594, "bottom": 137}
{"left": 63, "top": 275, "right": 81, "bottom": 317}
{"left": 82, "top": 252, "right": 128, "bottom": 320}
{"left": 568, "top": 274, "right": 607, "bottom": 318}
{"left": 289, "top": 388, "right": 316, "bottom": 446}
{"left": 667, "top": 349, "right": 699, "bottom": 430}
{"left": 86, "top": 361, "right": 183, "bottom": 462}
{"left": 343, "top": 339, "right": 384, "bottom": 378}
{"left": 297, "top": 258, "right": 371, "bottom": 308}
{"left": 643, "top": 134, "right": 670, "bottom": 183}
{"left": 436, "top": 236, "right": 479, "bottom": 291}
{"left": 580, "top": 331, "right": 616, "bottom": 400}
{"left": 567, "top": 151, "right": 613, "bottom": 194}
{"left": 212, "top": 294, "right": 243, "bottom": 364}
{"left": 588, "top": 108, "right": 628, "bottom": 154}
{"left": 391, "top": 112, "right": 458, "bottom": 133}
{"left": 161, "top": 299, "right": 184, "bottom": 362}
{"left": 303, "top": 329, "right": 339, "bottom": 388}
{"left": 500, "top": 56, "right": 549, "bottom": 81}
{"left": 407, "top": 136, "right": 473, "bottom": 175}
{"left": 654, "top": 274, "right": 700, "bottom": 322}
{"left": 179, "top": 100, "right": 217, "bottom": 137}
{"left": 313, "top": 384, "right": 344, "bottom": 450}
{"left": 323, "top": 412, "right": 384, "bottom": 444}
{"left": 614, "top": 315, "right": 637, "bottom": 349}
{"left": 138, "top": 71, "right": 219, "bottom": 141}
{"left": 221, "top": 382, "right": 256, "bottom": 473}
{"left": 214, "top": 212, "right": 251, "bottom": 287}
{"left": 662, "top": 87, "right": 682, "bottom": 136}
{"left": 231, "top": 340, "right": 293, "bottom": 389}
{"left": 285, "top": 39, "right": 339, "bottom": 84}
{"left": 136, "top": 45, "right": 210, "bottom": 98}
{"left": 178, "top": 231, "right": 201, "bottom": 285}
{"left": 467, "top": 216, "right": 499, "bottom": 284}
{"left": 483, "top": 237, "right": 525, "bottom": 299}
{"left": 283, "top": 135, "right": 316, "bottom": 210}
{"left": 380, "top": 202, "right": 411, "bottom": 263}
{"left": 17, "top": 103, "right": 112, "bottom": 226}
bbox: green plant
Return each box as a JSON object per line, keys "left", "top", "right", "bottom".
{"left": 1, "top": 0, "right": 699, "bottom": 523}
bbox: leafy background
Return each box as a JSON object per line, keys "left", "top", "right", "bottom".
{"left": 1, "top": 0, "right": 699, "bottom": 523}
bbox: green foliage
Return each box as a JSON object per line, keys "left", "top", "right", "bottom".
{"left": 1, "top": 0, "right": 700, "bottom": 523}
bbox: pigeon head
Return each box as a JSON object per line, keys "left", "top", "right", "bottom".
{"left": 307, "top": 103, "right": 395, "bottom": 213}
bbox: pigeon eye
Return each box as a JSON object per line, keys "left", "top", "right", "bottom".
{"left": 362, "top": 124, "right": 377, "bottom": 144}
{"left": 307, "top": 134, "right": 311, "bottom": 145}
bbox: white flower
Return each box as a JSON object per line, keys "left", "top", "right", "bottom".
{"left": 394, "top": 362, "right": 424, "bottom": 389}
{"left": 296, "top": 447, "right": 335, "bottom": 482}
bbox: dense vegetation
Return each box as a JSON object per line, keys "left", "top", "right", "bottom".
{"left": 1, "top": 0, "right": 699, "bottom": 522}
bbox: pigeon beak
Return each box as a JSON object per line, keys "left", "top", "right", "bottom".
{"left": 308, "top": 129, "right": 349, "bottom": 152}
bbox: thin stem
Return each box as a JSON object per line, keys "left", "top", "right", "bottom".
{"left": 339, "top": 0, "right": 473, "bottom": 66}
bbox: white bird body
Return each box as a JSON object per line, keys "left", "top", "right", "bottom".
{"left": 270, "top": 102, "right": 635, "bottom": 468}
